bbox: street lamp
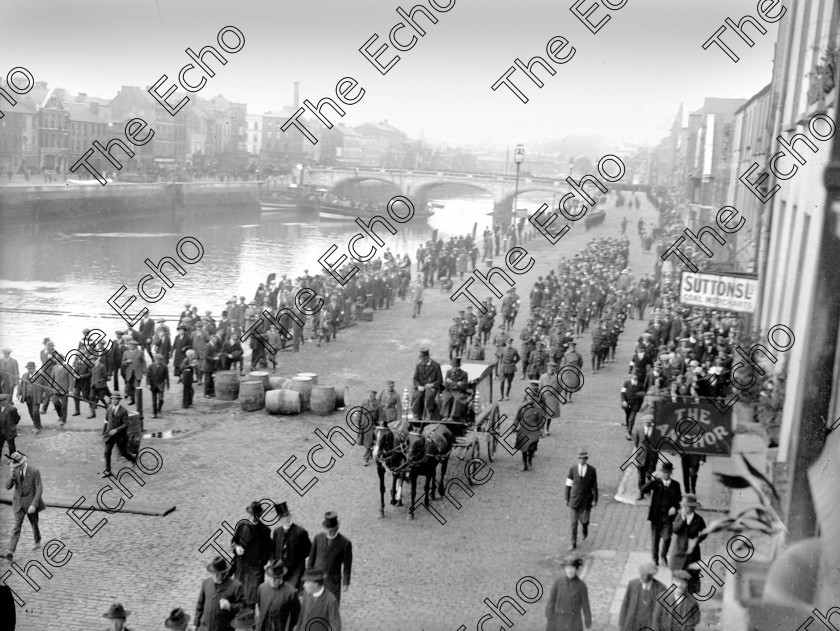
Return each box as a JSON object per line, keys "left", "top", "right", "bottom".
{"left": 513, "top": 144, "right": 525, "bottom": 225}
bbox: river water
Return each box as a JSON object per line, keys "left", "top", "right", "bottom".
{"left": 0, "top": 195, "right": 546, "bottom": 361}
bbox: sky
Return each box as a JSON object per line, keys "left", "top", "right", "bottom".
{"left": 2, "top": 0, "right": 779, "bottom": 151}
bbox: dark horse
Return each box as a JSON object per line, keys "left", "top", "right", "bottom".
{"left": 373, "top": 423, "right": 410, "bottom": 518}
{"left": 405, "top": 423, "right": 455, "bottom": 519}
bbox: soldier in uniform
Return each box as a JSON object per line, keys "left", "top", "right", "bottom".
{"left": 448, "top": 316, "right": 462, "bottom": 360}
{"left": 457, "top": 310, "right": 469, "bottom": 356}
{"left": 519, "top": 321, "right": 535, "bottom": 380}
{"left": 545, "top": 554, "right": 592, "bottom": 631}
{"left": 440, "top": 357, "right": 470, "bottom": 421}
{"left": 463, "top": 305, "right": 478, "bottom": 347}
{"left": 499, "top": 339, "right": 520, "bottom": 401}
{"left": 466, "top": 337, "right": 485, "bottom": 361}
{"left": 411, "top": 348, "right": 442, "bottom": 423}
{"left": 479, "top": 296, "right": 496, "bottom": 344}
{"left": 492, "top": 330, "right": 509, "bottom": 378}
{"left": 378, "top": 380, "right": 402, "bottom": 425}
{"left": 562, "top": 342, "right": 584, "bottom": 402}
{"left": 538, "top": 362, "right": 561, "bottom": 436}
{"left": 356, "top": 390, "right": 382, "bottom": 465}
{"left": 527, "top": 340, "right": 548, "bottom": 381}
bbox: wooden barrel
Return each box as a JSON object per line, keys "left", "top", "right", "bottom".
{"left": 296, "top": 372, "right": 318, "bottom": 385}
{"left": 334, "top": 385, "right": 350, "bottom": 410}
{"left": 268, "top": 376, "right": 286, "bottom": 391}
{"left": 288, "top": 376, "right": 313, "bottom": 411}
{"left": 266, "top": 389, "right": 300, "bottom": 415}
{"left": 215, "top": 371, "right": 240, "bottom": 401}
{"left": 310, "top": 386, "right": 336, "bottom": 416}
{"left": 240, "top": 380, "right": 265, "bottom": 412}
{"left": 249, "top": 371, "right": 270, "bottom": 391}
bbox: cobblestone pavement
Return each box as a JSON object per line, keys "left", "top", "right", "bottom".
{"left": 2, "top": 195, "right": 722, "bottom": 630}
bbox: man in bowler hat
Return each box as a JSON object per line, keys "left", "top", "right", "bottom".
{"left": 232, "top": 501, "right": 273, "bottom": 607}
{"left": 102, "top": 602, "right": 132, "bottom": 631}
{"left": 297, "top": 568, "right": 341, "bottom": 631}
{"left": 195, "top": 556, "right": 246, "bottom": 631}
{"left": 565, "top": 449, "right": 598, "bottom": 550}
{"left": 545, "top": 554, "right": 591, "bottom": 631}
{"left": 640, "top": 461, "right": 682, "bottom": 566}
{"left": 4, "top": 451, "right": 44, "bottom": 562}
{"left": 618, "top": 562, "right": 665, "bottom": 631}
{"left": 270, "top": 502, "right": 311, "bottom": 592}
{"left": 633, "top": 415, "right": 659, "bottom": 498}
{"left": 307, "top": 512, "right": 352, "bottom": 606}
{"left": 255, "top": 560, "right": 300, "bottom": 631}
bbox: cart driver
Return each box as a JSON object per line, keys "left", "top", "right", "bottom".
{"left": 440, "top": 357, "right": 470, "bottom": 422}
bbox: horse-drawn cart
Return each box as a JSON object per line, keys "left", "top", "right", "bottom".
{"left": 415, "top": 360, "right": 502, "bottom": 464}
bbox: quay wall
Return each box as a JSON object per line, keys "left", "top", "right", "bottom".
{"left": 0, "top": 181, "right": 260, "bottom": 225}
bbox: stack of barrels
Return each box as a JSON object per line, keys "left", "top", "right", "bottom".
{"left": 212, "top": 370, "right": 348, "bottom": 417}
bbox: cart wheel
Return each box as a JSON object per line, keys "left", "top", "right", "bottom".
{"left": 466, "top": 440, "right": 480, "bottom": 485}
{"left": 487, "top": 407, "right": 499, "bottom": 462}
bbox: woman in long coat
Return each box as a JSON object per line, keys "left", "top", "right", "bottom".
{"left": 545, "top": 555, "right": 592, "bottom": 631}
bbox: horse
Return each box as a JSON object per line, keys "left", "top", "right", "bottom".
{"left": 373, "top": 423, "right": 410, "bottom": 518}
{"left": 404, "top": 423, "right": 455, "bottom": 520}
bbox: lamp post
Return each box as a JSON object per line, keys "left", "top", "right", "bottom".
{"left": 513, "top": 144, "right": 525, "bottom": 225}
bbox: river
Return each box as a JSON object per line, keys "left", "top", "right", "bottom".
{"left": 0, "top": 195, "right": 547, "bottom": 360}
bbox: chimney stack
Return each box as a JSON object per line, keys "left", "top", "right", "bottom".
{"left": 293, "top": 82, "right": 300, "bottom": 109}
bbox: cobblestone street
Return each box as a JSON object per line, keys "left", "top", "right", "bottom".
{"left": 2, "top": 196, "right": 724, "bottom": 630}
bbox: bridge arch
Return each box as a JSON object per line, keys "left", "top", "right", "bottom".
{"left": 327, "top": 177, "right": 405, "bottom": 200}
{"left": 495, "top": 186, "right": 571, "bottom": 214}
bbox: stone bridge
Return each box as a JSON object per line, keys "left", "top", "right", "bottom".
{"left": 302, "top": 166, "right": 573, "bottom": 213}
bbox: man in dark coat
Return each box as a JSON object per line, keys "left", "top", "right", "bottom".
{"left": 297, "top": 569, "right": 341, "bottom": 631}
{"left": 377, "top": 380, "right": 402, "bottom": 425}
{"left": 618, "top": 562, "right": 665, "bottom": 631}
{"left": 545, "top": 554, "right": 591, "bottom": 631}
{"left": 195, "top": 556, "right": 247, "bottom": 631}
{"left": 411, "top": 348, "right": 442, "bottom": 423}
{"left": 4, "top": 451, "right": 45, "bottom": 562}
{"left": 640, "top": 461, "right": 682, "bottom": 566}
{"left": 669, "top": 494, "right": 707, "bottom": 596}
{"left": 633, "top": 415, "right": 660, "bottom": 497}
{"left": 565, "top": 449, "right": 598, "bottom": 550}
{"left": 256, "top": 560, "right": 300, "bottom": 631}
{"left": 102, "top": 393, "right": 136, "bottom": 476}
{"left": 172, "top": 326, "right": 191, "bottom": 378}
{"left": 147, "top": 354, "right": 170, "bottom": 418}
{"left": 110, "top": 331, "right": 126, "bottom": 393}
{"left": 306, "top": 512, "right": 352, "bottom": 607}
{"left": 270, "top": 502, "right": 311, "bottom": 592}
{"left": 0, "top": 394, "right": 21, "bottom": 457}
{"left": 232, "top": 501, "right": 273, "bottom": 607}
{"left": 653, "top": 569, "right": 701, "bottom": 631}
{"left": 18, "top": 361, "right": 46, "bottom": 434}
{"left": 121, "top": 340, "right": 146, "bottom": 404}
{"left": 512, "top": 396, "right": 543, "bottom": 472}
{"left": 138, "top": 313, "right": 156, "bottom": 363}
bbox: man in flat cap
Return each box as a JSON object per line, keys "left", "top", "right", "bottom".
{"left": 298, "top": 568, "right": 341, "bottom": 631}
{"left": 307, "top": 512, "right": 352, "bottom": 607}
{"left": 146, "top": 353, "right": 170, "bottom": 418}
{"left": 618, "top": 562, "right": 665, "bottom": 631}
{"left": 640, "top": 461, "right": 682, "bottom": 566}
{"left": 18, "top": 361, "right": 46, "bottom": 434}
{"left": 4, "top": 451, "right": 44, "bottom": 562}
{"left": 231, "top": 501, "right": 272, "bottom": 607}
{"left": 195, "top": 556, "right": 246, "bottom": 631}
{"left": 545, "top": 553, "right": 591, "bottom": 631}
{"left": 0, "top": 348, "right": 19, "bottom": 399}
{"left": 121, "top": 339, "right": 146, "bottom": 405}
{"left": 412, "top": 348, "right": 442, "bottom": 423}
{"left": 565, "top": 449, "right": 598, "bottom": 550}
{"left": 270, "top": 501, "right": 311, "bottom": 593}
{"left": 633, "top": 415, "right": 660, "bottom": 498}
{"left": 256, "top": 559, "right": 300, "bottom": 630}
{"left": 653, "top": 569, "right": 701, "bottom": 631}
